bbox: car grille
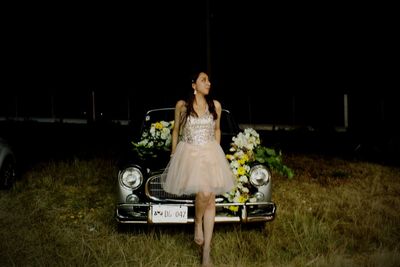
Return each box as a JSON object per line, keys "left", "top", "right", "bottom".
{"left": 145, "top": 174, "right": 225, "bottom": 203}
{"left": 145, "top": 174, "right": 196, "bottom": 202}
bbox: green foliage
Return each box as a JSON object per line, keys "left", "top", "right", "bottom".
{"left": 131, "top": 141, "right": 170, "bottom": 159}
{"left": 254, "top": 146, "right": 294, "bottom": 179}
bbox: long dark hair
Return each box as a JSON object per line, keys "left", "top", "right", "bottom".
{"left": 183, "top": 71, "right": 217, "bottom": 125}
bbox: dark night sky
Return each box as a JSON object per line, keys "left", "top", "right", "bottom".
{"left": 4, "top": 2, "right": 207, "bottom": 90}
{"left": 2, "top": 1, "right": 398, "bottom": 126}
{"left": 4, "top": 1, "right": 396, "bottom": 90}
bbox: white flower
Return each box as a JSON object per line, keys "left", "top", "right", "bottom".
{"left": 132, "top": 120, "right": 174, "bottom": 156}
{"left": 149, "top": 127, "right": 156, "bottom": 136}
{"left": 225, "top": 128, "right": 262, "bottom": 207}
{"left": 160, "top": 128, "right": 170, "bottom": 139}
{"left": 234, "top": 150, "right": 245, "bottom": 158}
{"left": 161, "top": 121, "right": 169, "bottom": 127}
{"left": 230, "top": 161, "right": 239, "bottom": 169}
{"left": 239, "top": 175, "right": 248, "bottom": 183}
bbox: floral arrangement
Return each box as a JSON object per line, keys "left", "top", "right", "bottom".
{"left": 224, "top": 128, "right": 294, "bottom": 211}
{"left": 131, "top": 121, "right": 293, "bottom": 209}
{"left": 132, "top": 120, "right": 174, "bottom": 158}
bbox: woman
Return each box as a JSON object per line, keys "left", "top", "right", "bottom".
{"left": 161, "top": 70, "right": 235, "bottom": 266}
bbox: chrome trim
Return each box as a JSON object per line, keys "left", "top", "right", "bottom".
{"left": 115, "top": 201, "right": 276, "bottom": 224}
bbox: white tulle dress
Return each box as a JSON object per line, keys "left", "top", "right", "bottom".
{"left": 161, "top": 110, "right": 235, "bottom": 196}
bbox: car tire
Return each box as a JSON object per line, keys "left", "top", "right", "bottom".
{"left": 0, "top": 156, "right": 16, "bottom": 189}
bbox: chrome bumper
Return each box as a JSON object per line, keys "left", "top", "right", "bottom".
{"left": 115, "top": 201, "right": 276, "bottom": 224}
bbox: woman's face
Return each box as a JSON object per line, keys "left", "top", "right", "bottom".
{"left": 193, "top": 72, "right": 211, "bottom": 96}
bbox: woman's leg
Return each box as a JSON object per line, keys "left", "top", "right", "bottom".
{"left": 194, "top": 192, "right": 212, "bottom": 245}
{"left": 202, "top": 193, "right": 215, "bottom": 266}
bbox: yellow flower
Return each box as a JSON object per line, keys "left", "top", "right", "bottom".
{"left": 226, "top": 154, "right": 234, "bottom": 160}
{"left": 238, "top": 158, "right": 244, "bottom": 165}
{"left": 154, "top": 122, "right": 163, "bottom": 130}
{"left": 229, "top": 206, "right": 239, "bottom": 212}
{"left": 238, "top": 195, "right": 247, "bottom": 203}
{"left": 237, "top": 166, "right": 246, "bottom": 176}
{"left": 238, "top": 156, "right": 250, "bottom": 165}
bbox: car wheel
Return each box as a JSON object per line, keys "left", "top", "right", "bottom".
{"left": 0, "top": 156, "right": 16, "bottom": 189}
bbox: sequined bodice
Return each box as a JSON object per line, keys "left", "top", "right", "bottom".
{"left": 180, "top": 111, "right": 215, "bottom": 145}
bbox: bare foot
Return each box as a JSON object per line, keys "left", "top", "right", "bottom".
{"left": 194, "top": 219, "right": 204, "bottom": 246}
{"left": 202, "top": 246, "right": 212, "bottom": 267}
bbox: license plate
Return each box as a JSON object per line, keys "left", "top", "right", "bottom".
{"left": 151, "top": 205, "right": 188, "bottom": 223}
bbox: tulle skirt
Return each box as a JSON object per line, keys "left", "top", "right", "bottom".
{"left": 161, "top": 140, "right": 236, "bottom": 196}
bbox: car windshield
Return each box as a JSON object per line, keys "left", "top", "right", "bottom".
{"left": 141, "top": 108, "right": 175, "bottom": 132}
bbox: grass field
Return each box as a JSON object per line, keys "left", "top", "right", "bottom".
{"left": 1, "top": 153, "right": 399, "bottom": 267}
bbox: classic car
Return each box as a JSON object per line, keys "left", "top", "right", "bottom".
{"left": 115, "top": 107, "right": 276, "bottom": 225}
{"left": 0, "top": 137, "right": 16, "bottom": 189}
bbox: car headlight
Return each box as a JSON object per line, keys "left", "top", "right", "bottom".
{"left": 249, "top": 165, "right": 270, "bottom": 187}
{"left": 119, "top": 166, "right": 143, "bottom": 190}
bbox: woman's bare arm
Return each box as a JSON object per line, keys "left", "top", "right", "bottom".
{"left": 214, "top": 100, "right": 222, "bottom": 144}
{"left": 171, "top": 100, "right": 185, "bottom": 155}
